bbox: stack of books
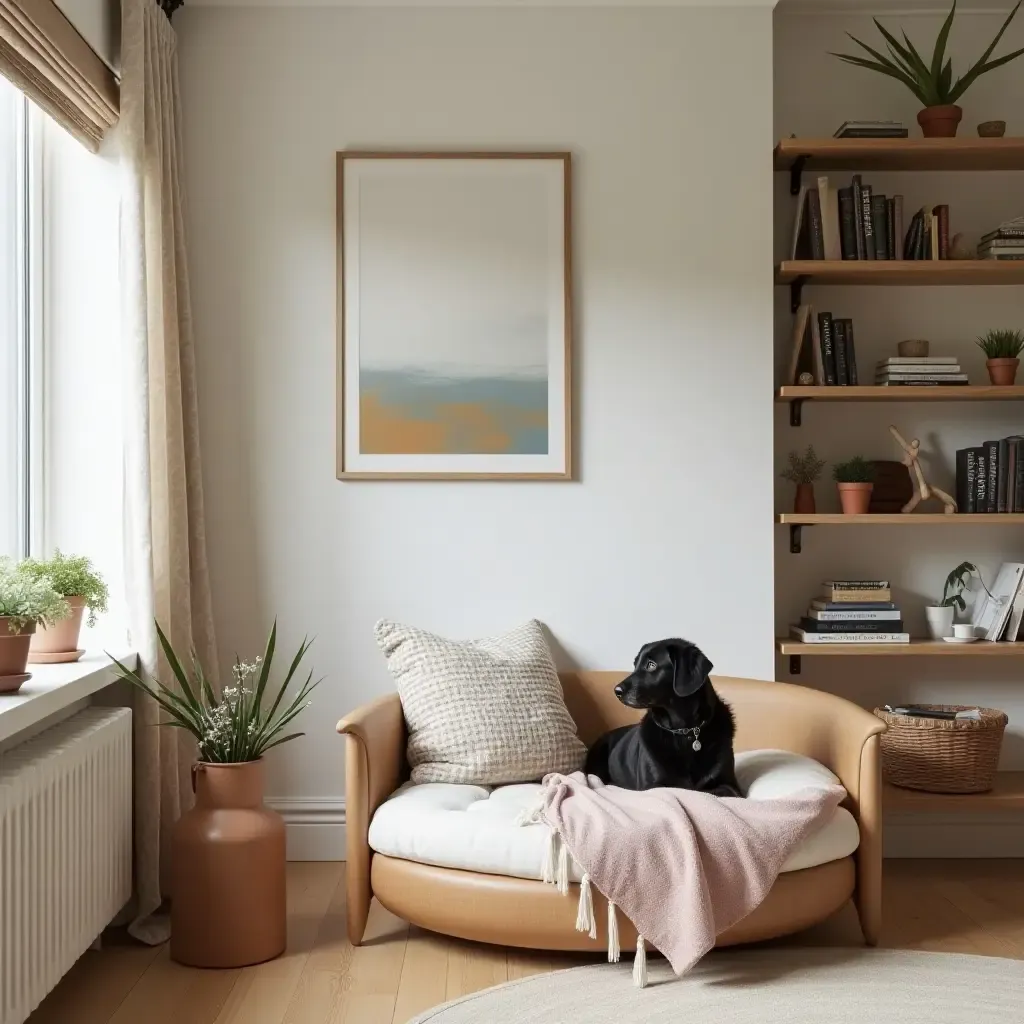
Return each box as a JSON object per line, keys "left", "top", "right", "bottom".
{"left": 978, "top": 216, "right": 1024, "bottom": 261}
{"left": 833, "top": 121, "right": 908, "bottom": 139}
{"left": 903, "top": 205, "right": 950, "bottom": 260}
{"left": 791, "top": 581, "right": 909, "bottom": 644}
{"left": 875, "top": 356, "right": 967, "bottom": 387}
{"left": 787, "top": 306, "right": 860, "bottom": 386}
{"left": 956, "top": 436, "right": 1024, "bottom": 513}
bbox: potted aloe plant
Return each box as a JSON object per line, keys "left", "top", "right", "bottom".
{"left": 781, "top": 446, "right": 826, "bottom": 514}
{"left": 0, "top": 558, "right": 70, "bottom": 690}
{"left": 19, "top": 551, "right": 109, "bottom": 663}
{"left": 976, "top": 329, "right": 1024, "bottom": 385}
{"left": 832, "top": 1, "right": 1024, "bottom": 138}
{"left": 833, "top": 456, "right": 876, "bottom": 514}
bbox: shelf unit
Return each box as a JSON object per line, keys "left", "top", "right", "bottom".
{"left": 884, "top": 773, "right": 1024, "bottom": 812}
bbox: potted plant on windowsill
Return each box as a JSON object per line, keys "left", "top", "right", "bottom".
{"left": 0, "top": 559, "right": 70, "bottom": 691}
{"left": 833, "top": 456, "right": 876, "bottom": 514}
{"left": 112, "top": 622, "right": 319, "bottom": 969}
{"left": 781, "top": 446, "right": 826, "bottom": 514}
{"left": 19, "top": 551, "right": 109, "bottom": 664}
{"left": 976, "top": 329, "right": 1024, "bottom": 386}
{"left": 832, "top": 1, "right": 1024, "bottom": 138}
{"left": 926, "top": 560, "right": 992, "bottom": 639}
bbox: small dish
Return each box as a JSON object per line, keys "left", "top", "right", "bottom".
{"left": 0, "top": 673, "right": 32, "bottom": 694}
{"left": 27, "top": 648, "right": 85, "bottom": 665}
{"left": 942, "top": 636, "right": 978, "bottom": 644}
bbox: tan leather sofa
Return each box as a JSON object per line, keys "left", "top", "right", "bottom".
{"left": 338, "top": 673, "right": 885, "bottom": 952}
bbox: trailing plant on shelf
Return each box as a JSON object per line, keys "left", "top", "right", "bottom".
{"left": 781, "top": 446, "right": 826, "bottom": 514}
{"left": 833, "top": 456, "right": 876, "bottom": 515}
{"left": 925, "top": 560, "right": 993, "bottom": 638}
{"left": 977, "top": 329, "right": 1024, "bottom": 384}
{"left": 832, "top": 0, "right": 1024, "bottom": 138}
{"left": 19, "top": 551, "right": 109, "bottom": 626}
{"left": 0, "top": 559, "right": 70, "bottom": 685}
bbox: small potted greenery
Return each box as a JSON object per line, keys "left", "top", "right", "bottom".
{"left": 832, "top": 1, "right": 1024, "bottom": 138}
{"left": 18, "top": 551, "right": 108, "bottom": 663}
{"left": 926, "top": 561, "right": 993, "bottom": 639}
{"left": 833, "top": 456, "right": 876, "bottom": 515}
{"left": 781, "top": 446, "right": 826, "bottom": 514}
{"left": 976, "top": 329, "right": 1024, "bottom": 385}
{"left": 0, "top": 558, "right": 70, "bottom": 689}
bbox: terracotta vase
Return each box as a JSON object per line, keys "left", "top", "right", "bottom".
{"left": 917, "top": 104, "right": 962, "bottom": 138}
{"left": 793, "top": 483, "right": 816, "bottom": 514}
{"left": 987, "top": 358, "right": 1019, "bottom": 386}
{"left": 29, "top": 595, "right": 85, "bottom": 662}
{"left": 0, "top": 618, "right": 35, "bottom": 691}
{"left": 171, "top": 759, "right": 286, "bottom": 968}
{"left": 837, "top": 482, "right": 873, "bottom": 515}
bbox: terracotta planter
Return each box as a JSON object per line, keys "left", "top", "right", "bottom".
{"left": 986, "top": 358, "right": 1019, "bottom": 386}
{"left": 0, "top": 618, "right": 35, "bottom": 691}
{"left": 793, "top": 483, "right": 816, "bottom": 514}
{"left": 917, "top": 104, "right": 962, "bottom": 138}
{"left": 171, "top": 759, "right": 286, "bottom": 968}
{"left": 837, "top": 482, "right": 873, "bottom": 515}
{"left": 29, "top": 595, "right": 85, "bottom": 662}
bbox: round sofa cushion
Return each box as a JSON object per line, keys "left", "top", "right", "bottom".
{"left": 368, "top": 749, "right": 859, "bottom": 883}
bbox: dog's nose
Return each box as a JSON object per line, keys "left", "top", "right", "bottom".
{"left": 614, "top": 684, "right": 625, "bottom": 699}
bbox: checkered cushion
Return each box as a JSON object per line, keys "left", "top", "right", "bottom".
{"left": 374, "top": 619, "right": 587, "bottom": 785}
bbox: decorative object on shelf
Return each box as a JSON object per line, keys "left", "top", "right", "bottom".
{"left": 0, "top": 559, "right": 70, "bottom": 692}
{"left": 925, "top": 560, "right": 992, "bottom": 638}
{"left": 874, "top": 704, "right": 1008, "bottom": 794}
{"left": 832, "top": 456, "right": 876, "bottom": 514}
{"left": 949, "top": 233, "right": 975, "bottom": 260}
{"left": 977, "top": 120, "right": 1007, "bottom": 138}
{"left": 976, "top": 328, "right": 1024, "bottom": 384}
{"left": 112, "top": 622, "right": 319, "bottom": 968}
{"left": 781, "top": 446, "right": 825, "bottom": 513}
{"left": 831, "top": 1, "right": 1024, "bottom": 138}
{"left": 19, "top": 551, "right": 108, "bottom": 664}
{"left": 798, "top": 372, "right": 814, "bottom": 386}
{"left": 971, "top": 560, "right": 1024, "bottom": 640}
{"left": 897, "top": 339, "right": 929, "bottom": 359}
{"left": 889, "top": 425, "right": 957, "bottom": 514}
{"left": 868, "top": 460, "right": 914, "bottom": 513}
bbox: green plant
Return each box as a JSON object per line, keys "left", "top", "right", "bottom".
{"left": 18, "top": 550, "right": 109, "bottom": 627}
{"left": 976, "top": 329, "right": 1024, "bottom": 360}
{"left": 111, "top": 621, "right": 320, "bottom": 763}
{"left": 832, "top": 1, "right": 1024, "bottom": 107}
{"left": 0, "top": 558, "right": 71, "bottom": 633}
{"left": 939, "top": 560, "right": 993, "bottom": 611}
{"left": 832, "top": 456, "right": 876, "bottom": 484}
{"left": 781, "top": 446, "right": 826, "bottom": 485}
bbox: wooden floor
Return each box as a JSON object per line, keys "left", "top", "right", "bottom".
{"left": 27, "top": 859, "right": 1024, "bottom": 1024}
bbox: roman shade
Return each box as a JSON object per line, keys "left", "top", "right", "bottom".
{"left": 0, "top": 0, "right": 117, "bottom": 150}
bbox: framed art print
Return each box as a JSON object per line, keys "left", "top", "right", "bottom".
{"left": 337, "top": 152, "right": 572, "bottom": 479}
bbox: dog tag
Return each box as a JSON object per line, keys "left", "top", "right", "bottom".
{"left": 692, "top": 739, "right": 702, "bottom": 752}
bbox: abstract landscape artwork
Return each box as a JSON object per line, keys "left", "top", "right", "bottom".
{"left": 337, "top": 152, "right": 571, "bottom": 478}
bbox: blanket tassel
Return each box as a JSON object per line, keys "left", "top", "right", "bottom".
{"left": 556, "top": 839, "right": 570, "bottom": 895}
{"left": 575, "top": 874, "right": 597, "bottom": 939}
{"left": 541, "top": 829, "right": 558, "bottom": 885}
{"left": 633, "top": 934, "right": 648, "bottom": 989}
{"left": 607, "top": 901, "right": 620, "bottom": 963}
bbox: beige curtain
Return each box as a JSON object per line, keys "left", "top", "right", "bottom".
{"left": 0, "top": 0, "right": 117, "bottom": 149}
{"left": 118, "top": 0, "right": 218, "bottom": 943}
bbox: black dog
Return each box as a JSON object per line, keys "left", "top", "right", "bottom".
{"left": 584, "top": 639, "right": 742, "bottom": 797}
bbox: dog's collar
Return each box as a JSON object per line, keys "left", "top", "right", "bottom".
{"left": 650, "top": 711, "right": 708, "bottom": 737}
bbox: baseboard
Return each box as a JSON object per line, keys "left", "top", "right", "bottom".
{"left": 884, "top": 813, "right": 1024, "bottom": 857}
{"left": 265, "top": 797, "right": 345, "bottom": 861}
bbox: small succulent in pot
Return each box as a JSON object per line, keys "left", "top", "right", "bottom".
{"left": 0, "top": 558, "right": 70, "bottom": 685}
{"left": 833, "top": 457, "right": 876, "bottom": 515}
{"left": 977, "top": 329, "right": 1024, "bottom": 385}
{"left": 781, "top": 446, "right": 826, "bottom": 514}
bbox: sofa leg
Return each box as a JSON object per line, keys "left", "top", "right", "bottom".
{"left": 856, "top": 891, "right": 882, "bottom": 947}
{"left": 347, "top": 877, "right": 371, "bottom": 946}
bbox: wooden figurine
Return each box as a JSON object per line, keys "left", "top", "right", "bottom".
{"left": 889, "top": 425, "right": 957, "bottom": 514}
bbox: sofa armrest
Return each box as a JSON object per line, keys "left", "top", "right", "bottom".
{"left": 337, "top": 693, "right": 407, "bottom": 944}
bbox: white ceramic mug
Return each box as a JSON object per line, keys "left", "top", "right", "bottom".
{"left": 952, "top": 623, "right": 976, "bottom": 639}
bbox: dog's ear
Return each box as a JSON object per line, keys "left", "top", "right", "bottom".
{"left": 669, "top": 641, "right": 714, "bottom": 697}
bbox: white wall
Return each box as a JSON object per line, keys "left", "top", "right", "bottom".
{"left": 177, "top": 4, "right": 776, "bottom": 853}
{"left": 774, "top": 6, "right": 1024, "bottom": 852}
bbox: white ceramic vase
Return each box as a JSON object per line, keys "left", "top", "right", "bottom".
{"left": 925, "top": 605, "right": 955, "bottom": 639}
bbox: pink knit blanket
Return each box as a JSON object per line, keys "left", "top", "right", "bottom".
{"left": 532, "top": 772, "right": 846, "bottom": 982}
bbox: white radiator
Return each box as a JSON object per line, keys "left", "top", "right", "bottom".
{"left": 0, "top": 707, "right": 132, "bottom": 1024}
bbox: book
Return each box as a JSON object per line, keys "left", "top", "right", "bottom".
{"left": 810, "top": 310, "right": 825, "bottom": 385}
{"left": 980, "top": 229, "right": 1024, "bottom": 243}
{"left": 805, "top": 607, "right": 902, "bottom": 621}
{"left": 790, "top": 628, "right": 909, "bottom": 644}
{"left": 875, "top": 374, "right": 969, "bottom": 384}
{"left": 893, "top": 195, "right": 904, "bottom": 259}
{"left": 997, "top": 438, "right": 1010, "bottom": 513}
{"left": 807, "top": 188, "right": 825, "bottom": 260}
{"left": 980, "top": 252, "right": 1024, "bottom": 261}
{"left": 904, "top": 211, "right": 922, "bottom": 260}
{"left": 810, "top": 600, "right": 896, "bottom": 611}
{"left": 919, "top": 209, "right": 931, "bottom": 259}
{"left": 980, "top": 217, "right": 1024, "bottom": 243}
{"left": 886, "top": 197, "right": 896, "bottom": 260}
{"left": 860, "top": 181, "right": 876, "bottom": 259}
{"left": 979, "top": 238, "right": 1024, "bottom": 249}
{"left": 985, "top": 439, "right": 999, "bottom": 514}
{"left": 871, "top": 194, "right": 889, "bottom": 260}
{"left": 834, "top": 319, "right": 849, "bottom": 385}
{"left": 877, "top": 380, "right": 968, "bottom": 387}
{"left": 1015, "top": 438, "right": 1024, "bottom": 513}
{"left": 833, "top": 121, "right": 907, "bottom": 138}
{"left": 818, "top": 312, "right": 837, "bottom": 385}
{"left": 1008, "top": 440, "right": 1018, "bottom": 513}
{"left": 972, "top": 562, "right": 1024, "bottom": 641}
{"left": 1002, "top": 581, "right": 1024, "bottom": 641}
{"left": 840, "top": 319, "right": 858, "bottom": 384}
{"left": 955, "top": 448, "right": 968, "bottom": 511}
{"left": 874, "top": 365, "right": 963, "bottom": 374}
{"left": 823, "top": 580, "right": 890, "bottom": 589}
{"left": 799, "top": 618, "right": 904, "bottom": 633}
{"left": 876, "top": 357, "right": 960, "bottom": 366}
{"left": 851, "top": 175, "right": 866, "bottom": 260}
{"left": 930, "top": 212, "right": 940, "bottom": 260}
{"left": 820, "top": 589, "right": 893, "bottom": 603}
{"left": 786, "top": 303, "right": 813, "bottom": 385}
{"left": 965, "top": 447, "right": 978, "bottom": 513}
{"left": 974, "top": 447, "right": 988, "bottom": 513}
{"left": 818, "top": 176, "right": 842, "bottom": 261}
{"left": 838, "top": 188, "right": 857, "bottom": 260}
{"left": 791, "top": 183, "right": 810, "bottom": 259}
{"left": 934, "top": 204, "right": 949, "bottom": 259}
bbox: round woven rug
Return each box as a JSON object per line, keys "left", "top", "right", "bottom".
{"left": 410, "top": 949, "right": 1024, "bottom": 1023}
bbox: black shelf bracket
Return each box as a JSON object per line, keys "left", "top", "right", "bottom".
{"left": 790, "top": 399, "right": 804, "bottom": 428}
{"left": 789, "top": 654, "right": 802, "bottom": 675}
{"left": 789, "top": 524, "right": 804, "bottom": 554}
{"left": 789, "top": 155, "right": 809, "bottom": 196}
{"left": 790, "top": 275, "right": 807, "bottom": 314}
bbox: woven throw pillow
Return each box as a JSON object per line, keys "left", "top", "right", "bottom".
{"left": 374, "top": 618, "right": 586, "bottom": 785}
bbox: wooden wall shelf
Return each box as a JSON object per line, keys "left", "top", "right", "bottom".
{"left": 884, "top": 774, "right": 1024, "bottom": 813}
{"left": 777, "top": 513, "right": 1024, "bottom": 526}
{"left": 778, "top": 385, "right": 1024, "bottom": 403}
{"left": 777, "top": 260, "right": 1024, "bottom": 287}
{"left": 777, "top": 639, "right": 1024, "bottom": 657}
{"left": 774, "top": 137, "right": 1024, "bottom": 174}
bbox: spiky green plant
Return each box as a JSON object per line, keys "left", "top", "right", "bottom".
{"left": 0, "top": 558, "right": 70, "bottom": 633}
{"left": 18, "top": 551, "right": 108, "bottom": 627}
{"left": 832, "top": 1, "right": 1024, "bottom": 107}
{"left": 832, "top": 456, "right": 876, "bottom": 484}
{"left": 940, "top": 561, "right": 993, "bottom": 611}
{"left": 781, "top": 446, "right": 826, "bottom": 485}
{"left": 111, "top": 621, "right": 320, "bottom": 763}
{"left": 976, "top": 329, "right": 1024, "bottom": 360}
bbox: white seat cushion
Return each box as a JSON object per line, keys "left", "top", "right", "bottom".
{"left": 368, "top": 749, "right": 859, "bottom": 882}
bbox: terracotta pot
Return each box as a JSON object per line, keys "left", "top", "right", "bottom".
{"left": 793, "top": 483, "right": 816, "bottom": 514}
{"left": 987, "top": 358, "right": 1019, "bottom": 386}
{"left": 29, "top": 595, "right": 85, "bottom": 659}
{"left": 171, "top": 759, "right": 286, "bottom": 968}
{"left": 917, "top": 104, "right": 962, "bottom": 138}
{"left": 837, "top": 482, "right": 873, "bottom": 515}
{"left": 0, "top": 618, "right": 35, "bottom": 685}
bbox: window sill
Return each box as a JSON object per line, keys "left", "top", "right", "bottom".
{"left": 0, "top": 650, "right": 137, "bottom": 746}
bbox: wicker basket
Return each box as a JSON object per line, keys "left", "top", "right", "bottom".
{"left": 873, "top": 704, "right": 1008, "bottom": 794}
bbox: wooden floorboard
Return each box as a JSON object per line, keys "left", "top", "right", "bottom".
{"left": 25, "top": 859, "right": 1024, "bottom": 1024}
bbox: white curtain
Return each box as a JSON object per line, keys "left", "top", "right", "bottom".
{"left": 118, "top": 0, "right": 218, "bottom": 943}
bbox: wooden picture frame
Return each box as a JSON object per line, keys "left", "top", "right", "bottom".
{"left": 336, "top": 151, "right": 573, "bottom": 480}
